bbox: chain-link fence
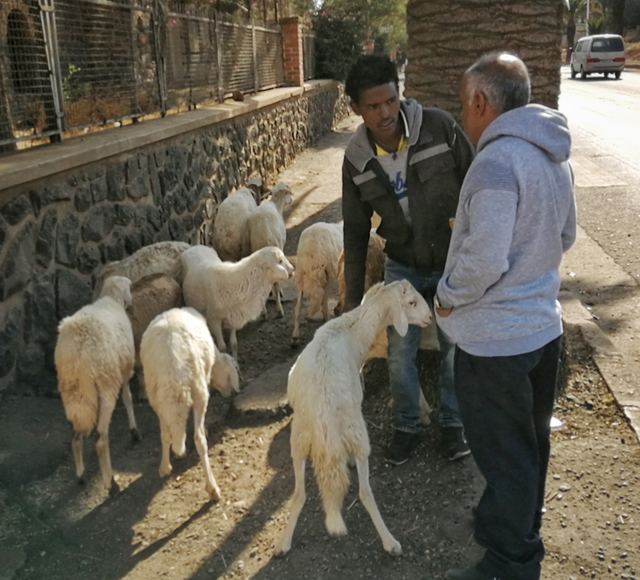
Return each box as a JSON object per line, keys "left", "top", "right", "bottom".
{"left": 0, "top": 0, "right": 310, "bottom": 152}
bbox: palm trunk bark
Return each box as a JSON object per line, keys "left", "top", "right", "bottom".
{"left": 405, "top": 0, "right": 564, "bottom": 120}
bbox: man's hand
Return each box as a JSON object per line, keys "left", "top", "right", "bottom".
{"left": 435, "top": 306, "right": 453, "bottom": 317}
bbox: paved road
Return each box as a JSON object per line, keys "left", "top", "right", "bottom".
{"left": 559, "top": 66, "right": 640, "bottom": 282}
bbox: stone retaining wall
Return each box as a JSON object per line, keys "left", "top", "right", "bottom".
{"left": 0, "top": 81, "right": 350, "bottom": 397}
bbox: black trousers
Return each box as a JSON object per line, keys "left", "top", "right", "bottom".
{"left": 454, "top": 336, "right": 562, "bottom": 580}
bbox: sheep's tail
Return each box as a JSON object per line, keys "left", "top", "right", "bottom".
{"left": 310, "top": 425, "right": 350, "bottom": 512}
{"left": 59, "top": 365, "right": 99, "bottom": 435}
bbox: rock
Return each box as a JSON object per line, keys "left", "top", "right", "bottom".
{"left": 30, "top": 183, "right": 71, "bottom": 216}
{"left": 35, "top": 209, "right": 58, "bottom": 268}
{"left": 91, "top": 175, "right": 108, "bottom": 203}
{"left": 82, "top": 205, "right": 116, "bottom": 243}
{"left": 1, "top": 193, "right": 33, "bottom": 226}
{"left": 0, "top": 307, "right": 23, "bottom": 378}
{"left": 106, "top": 165, "right": 126, "bottom": 201}
{"left": 23, "top": 271, "right": 57, "bottom": 345}
{"left": 77, "top": 245, "right": 101, "bottom": 275}
{"left": 1, "top": 221, "right": 37, "bottom": 298}
{"left": 56, "top": 268, "right": 92, "bottom": 320}
{"left": 115, "top": 204, "right": 134, "bottom": 226}
{"left": 74, "top": 185, "right": 92, "bottom": 213}
{"left": 56, "top": 212, "right": 80, "bottom": 268}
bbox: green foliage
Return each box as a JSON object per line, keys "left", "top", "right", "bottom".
{"left": 313, "top": 12, "right": 364, "bottom": 80}
{"left": 318, "top": 0, "right": 408, "bottom": 55}
{"left": 62, "top": 64, "right": 85, "bottom": 103}
{"left": 588, "top": 12, "right": 612, "bottom": 32}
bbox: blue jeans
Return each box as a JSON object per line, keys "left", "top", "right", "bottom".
{"left": 385, "top": 258, "right": 462, "bottom": 433}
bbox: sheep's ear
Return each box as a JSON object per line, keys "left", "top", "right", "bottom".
{"left": 391, "top": 298, "right": 409, "bottom": 337}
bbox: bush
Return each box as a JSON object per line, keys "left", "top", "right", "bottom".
{"left": 313, "top": 13, "right": 364, "bottom": 81}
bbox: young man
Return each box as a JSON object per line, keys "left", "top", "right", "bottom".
{"left": 341, "top": 55, "right": 475, "bottom": 464}
{"left": 435, "top": 53, "right": 577, "bottom": 580}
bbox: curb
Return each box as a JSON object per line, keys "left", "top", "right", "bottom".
{"left": 560, "top": 291, "right": 640, "bottom": 443}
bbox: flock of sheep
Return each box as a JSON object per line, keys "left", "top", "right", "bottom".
{"left": 54, "top": 177, "right": 434, "bottom": 556}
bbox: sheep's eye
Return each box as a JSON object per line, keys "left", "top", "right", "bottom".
{"left": 409, "top": 300, "right": 416, "bottom": 307}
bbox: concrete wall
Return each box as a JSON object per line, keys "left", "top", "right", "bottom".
{"left": 0, "top": 80, "right": 350, "bottom": 397}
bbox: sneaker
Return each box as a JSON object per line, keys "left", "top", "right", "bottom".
{"left": 442, "top": 426, "right": 471, "bottom": 461}
{"left": 445, "top": 563, "right": 502, "bottom": 580}
{"left": 385, "top": 430, "right": 421, "bottom": 465}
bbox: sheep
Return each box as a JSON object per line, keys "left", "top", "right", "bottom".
{"left": 275, "top": 280, "right": 432, "bottom": 557}
{"left": 127, "top": 273, "right": 183, "bottom": 399}
{"left": 212, "top": 186, "right": 260, "bottom": 262}
{"left": 55, "top": 276, "right": 139, "bottom": 495}
{"left": 337, "top": 231, "right": 432, "bottom": 425}
{"left": 182, "top": 245, "right": 294, "bottom": 361}
{"left": 140, "top": 307, "right": 239, "bottom": 500}
{"left": 246, "top": 182, "right": 293, "bottom": 317}
{"left": 179, "top": 245, "right": 222, "bottom": 318}
{"left": 291, "top": 222, "right": 344, "bottom": 346}
{"left": 94, "top": 241, "right": 190, "bottom": 297}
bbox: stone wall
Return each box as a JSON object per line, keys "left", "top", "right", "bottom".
{"left": 0, "top": 82, "right": 350, "bottom": 397}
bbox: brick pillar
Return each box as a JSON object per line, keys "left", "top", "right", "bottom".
{"left": 281, "top": 17, "right": 304, "bottom": 87}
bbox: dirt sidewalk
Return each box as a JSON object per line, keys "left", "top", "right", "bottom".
{"left": 1, "top": 115, "right": 639, "bottom": 580}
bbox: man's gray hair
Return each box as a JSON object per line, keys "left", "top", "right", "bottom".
{"left": 463, "top": 53, "right": 531, "bottom": 114}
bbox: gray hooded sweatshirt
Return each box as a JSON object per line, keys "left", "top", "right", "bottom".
{"left": 436, "top": 104, "right": 577, "bottom": 357}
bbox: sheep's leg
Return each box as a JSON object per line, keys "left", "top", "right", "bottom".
{"left": 72, "top": 431, "right": 85, "bottom": 483}
{"left": 291, "top": 289, "right": 303, "bottom": 346}
{"left": 274, "top": 282, "right": 285, "bottom": 318}
{"left": 321, "top": 285, "right": 331, "bottom": 321}
{"left": 158, "top": 419, "right": 173, "bottom": 477}
{"left": 193, "top": 403, "right": 220, "bottom": 501}
{"left": 135, "top": 363, "right": 147, "bottom": 400}
{"left": 355, "top": 456, "right": 402, "bottom": 555}
{"left": 95, "top": 395, "right": 119, "bottom": 495}
{"left": 274, "top": 458, "right": 307, "bottom": 556}
{"left": 419, "top": 389, "right": 432, "bottom": 426}
{"left": 121, "top": 382, "right": 141, "bottom": 441}
{"left": 230, "top": 329, "right": 238, "bottom": 362}
{"left": 210, "top": 321, "right": 227, "bottom": 354}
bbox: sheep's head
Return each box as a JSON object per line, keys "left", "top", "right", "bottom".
{"left": 210, "top": 352, "right": 241, "bottom": 397}
{"left": 262, "top": 247, "right": 294, "bottom": 283}
{"left": 246, "top": 176, "right": 267, "bottom": 203}
{"left": 270, "top": 182, "right": 293, "bottom": 207}
{"left": 100, "top": 276, "right": 133, "bottom": 309}
{"left": 387, "top": 280, "right": 431, "bottom": 335}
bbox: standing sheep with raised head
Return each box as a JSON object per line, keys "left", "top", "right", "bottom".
{"left": 275, "top": 280, "right": 432, "bottom": 556}
{"left": 140, "top": 307, "right": 239, "bottom": 500}
{"left": 246, "top": 182, "right": 293, "bottom": 317}
{"left": 94, "top": 241, "right": 190, "bottom": 297}
{"left": 212, "top": 187, "right": 260, "bottom": 262}
{"left": 183, "top": 246, "right": 294, "bottom": 361}
{"left": 291, "top": 222, "right": 343, "bottom": 346}
{"left": 127, "top": 273, "right": 183, "bottom": 399}
{"left": 55, "top": 276, "right": 140, "bottom": 495}
{"left": 337, "top": 230, "right": 432, "bottom": 425}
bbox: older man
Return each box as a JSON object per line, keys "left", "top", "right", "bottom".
{"left": 435, "top": 54, "right": 577, "bottom": 580}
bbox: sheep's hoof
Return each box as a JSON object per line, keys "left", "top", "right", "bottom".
{"left": 273, "top": 547, "right": 289, "bottom": 558}
{"left": 109, "top": 478, "right": 120, "bottom": 496}
{"left": 290, "top": 337, "right": 299, "bottom": 349}
{"left": 130, "top": 428, "right": 142, "bottom": 442}
{"left": 77, "top": 476, "right": 86, "bottom": 486}
{"left": 207, "top": 485, "right": 221, "bottom": 502}
{"left": 384, "top": 539, "right": 402, "bottom": 556}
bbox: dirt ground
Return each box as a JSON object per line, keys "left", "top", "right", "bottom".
{"left": 2, "top": 119, "right": 640, "bottom": 580}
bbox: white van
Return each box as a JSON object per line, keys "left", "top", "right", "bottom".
{"left": 570, "top": 34, "right": 625, "bottom": 79}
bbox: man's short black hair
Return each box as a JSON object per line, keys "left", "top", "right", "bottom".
{"left": 345, "top": 55, "right": 399, "bottom": 106}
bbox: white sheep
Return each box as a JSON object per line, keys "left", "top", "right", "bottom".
{"left": 94, "top": 241, "right": 190, "bottom": 297}
{"left": 246, "top": 182, "right": 293, "bottom": 317}
{"left": 275, "top": 280, "right": 432, "bottom": 556}
{"left": 291, "top": 222, "right": 343, "bottom": 346}
{"left": 55, "top": 276, "right": 139, "bottom": 494}
{"left": 127, "top": 273, "right": 183, "bottom": 399}
{"left": 212, "top": 186, "right": 260, "bottom": 262}
{"left": 180, "top": 245, "right": 222, "bottom": 318}
{"left": 337, "top": 231, "right": 432, "bottom": 425}
{"left": 182, "top": 245, "right": 294, "bottom": 361}
{"left": 140, "top": 307, "right": 239, "bottom": 500}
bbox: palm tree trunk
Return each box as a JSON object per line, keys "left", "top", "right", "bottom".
{"left": 405, "top": 0, "right": 564, "bottom": 119}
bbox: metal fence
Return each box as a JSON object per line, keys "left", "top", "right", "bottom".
{"left": 0, "top": 0, "right": 305, "bottom": 152}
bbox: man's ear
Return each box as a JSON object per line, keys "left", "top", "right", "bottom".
{"left": 473, "top": 90, "right": 486, "bottom": 116}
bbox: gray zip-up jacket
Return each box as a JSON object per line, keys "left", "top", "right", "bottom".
{"left": 436, "top": 104, "right": 577, "bottom": 357}
{"left": 342, "top": 99, "right": 474, "bottom": 308}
